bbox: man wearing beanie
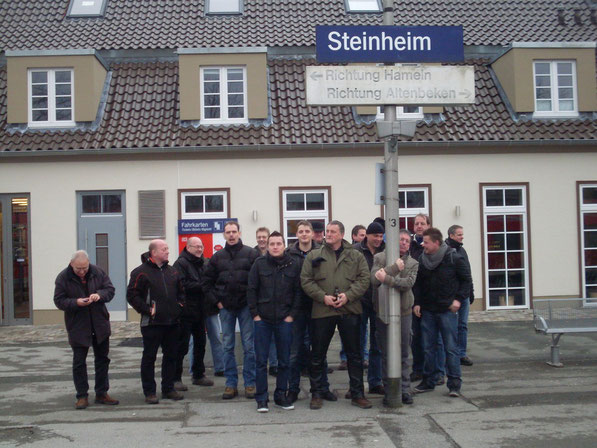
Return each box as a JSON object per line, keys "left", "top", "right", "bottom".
{"left": 412, "top": 228, "right": 471, "bottom": 397}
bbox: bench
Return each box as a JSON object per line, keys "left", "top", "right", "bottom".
{"left": 533, "top": 298, "right": 597, "bottom": 367}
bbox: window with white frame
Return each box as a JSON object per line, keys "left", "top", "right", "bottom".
{"left": 281, "top": 188, "right": 330, "bottom": 245}
{"left": 181, "top": 190, "right": 228, "bottom": 219}
{"left": 378, "top": 105, "right": 424, "bottom": 120}
{"left": 206, "top": 0, "right": 242, "bottom": 14}
{"left": 397, "top": 186, "right": 429, "bottom": 232}
{"left": 533, "top": 60, "right": 577, "bottom": 117}
{"left": 200, "top": 67, "right": 247, "bottom": 124}
{"left": 579, "top": 184, "right": 597, "bottom": 304}
{"left": 483, "top": 185, "right": 530, "bottom": 309}
{"left": 345, "top": 0, "right": 382, "bottom": 13}
{"left": 28, "top": 68, "right": 75, "bottom": 127}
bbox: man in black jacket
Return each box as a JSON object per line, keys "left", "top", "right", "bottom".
{"left": 247, "top": 231, "right": 301, "bottom": 412}
{"left": 172, "top": 237, "right": 214, "bottom": 390}
{"left": 201, "top": 221, "right": 260, "bottom": 400}
{"left": 412, "top": 228, "right": 472, "bottom": 397}
{"left": 54, "top": 250, "right": 119, "bottom": 410}
{"left": 446, "top": 225, "right": 475, "bottom": 367}
{"left": 127, "top": 239, "right": 186, "bottom": 404}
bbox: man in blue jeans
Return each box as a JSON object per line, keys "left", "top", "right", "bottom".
{"left": 412, "top": 228, "right": 471, "bottom": 397}
{"left": 247, "top": 231, "right": 301, "bottom": 412}
{"left": 202, "top": 221, "right": 260, "bottom": 400}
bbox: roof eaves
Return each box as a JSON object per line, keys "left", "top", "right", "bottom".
{"left": 5, "top": 49, "right": 110, "bottom": 70}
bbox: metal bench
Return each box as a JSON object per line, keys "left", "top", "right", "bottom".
{"left": 533, "top": 298, "right": 597, "bottom": 367}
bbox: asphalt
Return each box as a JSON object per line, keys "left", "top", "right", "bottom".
{"left": 1, "top": 315, "right": 596, "bottom": 447}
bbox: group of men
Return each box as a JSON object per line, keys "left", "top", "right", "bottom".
{"left": 53, "top": 215, "right": 472, "bottom": 412}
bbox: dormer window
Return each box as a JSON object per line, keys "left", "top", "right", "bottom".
{"left": 67, "top": 0, "right": 108, "bottom": 17}
{"left": 533, "top": 60, "right": 578, "bottom": 117}
{"left": 345, "top": 0, "right": 382, "bottom": 13}
{"left": 28, "top": 68, "right": 75, "bottom": 127}
{"left": 206, "top": 0, "right": 242, "bottom": 15}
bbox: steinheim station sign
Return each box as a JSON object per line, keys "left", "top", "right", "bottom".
{"left": 308, "top": 25, "right": 475, "bottom": 107}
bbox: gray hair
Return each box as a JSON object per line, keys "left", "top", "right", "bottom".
{"left": 71, "top": 250, "right": 89, "bottom": 262}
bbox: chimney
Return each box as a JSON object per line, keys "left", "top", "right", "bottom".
{"left": 557, "top": 9, "right": 566, "bottom": 25}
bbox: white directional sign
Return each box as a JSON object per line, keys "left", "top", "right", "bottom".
{"left": 306, "top": 64, "right": 475, "bottom": 106}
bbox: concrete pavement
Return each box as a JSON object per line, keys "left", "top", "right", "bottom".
{"left": 1, "top": 318, "right": 596, "bottom": 447}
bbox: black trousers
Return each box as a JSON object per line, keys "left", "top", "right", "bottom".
{"left": 310, "top": 314, "right": 364, "bottom": 398}
{"left": 72, "top": 335, "right": 110, "bottom": 399}
{"left": 175, "top": 319, "right": 207, "bottom": 381}
{"left": 140, "top": 324, "right": 179, "bottom": 396}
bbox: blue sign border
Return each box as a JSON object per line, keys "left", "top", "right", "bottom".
{"left": 316, "top": 25, "right": 464, "bottom": 63}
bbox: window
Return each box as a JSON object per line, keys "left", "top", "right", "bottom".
{"left": 281, "top": 188, "right": 330, "bottom": 245}
{"left": 67, "top": 0, "right": 108, "bottom": 17}
{"left": 81, "top": 193, "right": 122, "bottom": 214}
{"left": 397, "top": 186, "right": 429, "bottom": 232}
{"left": 533, "top": 60, "right": 577, "bottom": 117}
{"left": 482, "top": 185, "right": 530, "bottom": 309}
{"left": 180, "top": 190, "right": 228, "bottom": 219}
{"left": 345, "top": 0, "right": 382, "bottom": 13}
{"left": 28, "top": 69, "right": 75, "bottom": 127}
{"left": 579, "top": 184, "right": 597, "bottom": 304}
{"left": 200, "top": 67, "right": 248, "bottom": 124}
{"left": 378, "top": 105, "right": 424, "bottom": 120}
{"left": 206, "top": 0, "right": 242, "bottom": 15}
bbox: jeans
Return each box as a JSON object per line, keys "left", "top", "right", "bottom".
{"left": 376, "top": 314, "right": 411, "bottom": 394}
{"left": 72, "top": 335, "right": 110, "bottom": 398}
{"left": 362, "top": 304, "right": 382, "bottom": 387}
{"left": 421, "top": 310, "right": 462, "bottom": 391}
{"left": 310, "top": 314, "right": 364, "bottom": 398}
{"left": 254, "top": 319, "right": 293, "bottom": 402}
{"left": 140, "top": 324, "right": 179, "bottom": 396}
{"left": 457, "top": 298, "right": 470, "bottom": 358}
{"left": 289, "top": 311, "right": 329, "bottom": 394}
{"left": 411, "top": 314, "right": 424, "bottom": 374}
{"left": 268, "top": 339, "right": 278, "bottom": 368}
{"left": 219, "top": 306, "right": 256, "bottom": 388}
{"left": 205, "top": 314, "right": 225, "bottom": 373}
{"left": 175, "top": 319, "right": 206, "bottom": 381}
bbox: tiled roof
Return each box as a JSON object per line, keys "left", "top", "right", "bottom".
{"left": 0, "top": 0, "right": 596, "bottom": 51}
{"left": 1, "top": 58, "right": 595, "bottom": 153}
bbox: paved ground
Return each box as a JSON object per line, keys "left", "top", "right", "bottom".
{"left": 1, "top": 312, "right": 596, "bottom": 447}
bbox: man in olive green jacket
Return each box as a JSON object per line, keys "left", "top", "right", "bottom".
{"left": 371, "top": 229, "right": 419, "bottom": 405}
{"left": 301, "top": 220, "right": 371, "bottom": 410}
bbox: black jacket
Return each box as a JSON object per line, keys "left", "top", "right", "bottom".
{"left": 445, "top": 237, "right": 475, "bottom": 303}
{"left": 285, "top": 240, "right": 320, "bottom": 312}
{"left": 127, "top": 253, "right": 186, "bottom": 327}
{"left": 413, "top": 247, "right": 472, "bottom": 313}
{"left": 353, "top": 238, "right": 385, "bottom": 307}
{"left": 409, "top": 235, "right": 424, "bottom": 261}
{"left": 53, "top": 264, "right": 114, "bottom": 347}
{"left": 173, "top": 248, "right": 207, "bottom": 321}
{"left": 247, "top": 253, "right": 302, "bottom": 324}
{"left": 201, "top": 240, "right": 260, "bottom": 310}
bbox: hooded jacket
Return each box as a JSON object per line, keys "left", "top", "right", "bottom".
{"left": 201, "top": 240, "right": 260, "bottom": 310}
{"left": 127, "top": 252, "right": 185, "bottom": 327}
{"left": 53, "top": 264, "right": 114, "bottom": 347}
{"left": 285, "top": 240, "right": 320, "bottom": 312}
{"left": 173, "top": 247, "right": 207, "bottom": 321}
{"left": 247, "top": 252, "right": 302, "bottom": 324}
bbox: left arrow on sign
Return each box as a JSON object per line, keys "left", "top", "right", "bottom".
{"left": 310, "top": 71, "right": 323, "bottom": 81}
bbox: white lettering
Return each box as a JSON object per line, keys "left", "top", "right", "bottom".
{"left": 326, "top": 30, "right": 434, "bottom": 54}
{"left": 327, "top": 31, "right": 341, "bottom": 51}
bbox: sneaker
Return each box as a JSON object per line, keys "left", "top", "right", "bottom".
{"left": 269, "top": 366, "right": 278, "bottom": 377}
{"left": 402, "top": 393, "right": 414, "bottom": 405}
{"left": 460, "top": 357, "right": 473, "bottom": 366}
{"left": 214, "top": 371, "right": 225, "bottom": 377}
{"left": 192, "top": 376, "right": 214, "bottom": 386}
{"left": 287, "top": 391, "right": 299, "bottom": 403}
{"left": 95, "top": 394, "right": 119, "bottom": 405}
{"left": 173, "top": 381, "right": 188, "bottom": 391}
{"left": 368, "top": 385, "right": 385, "bottom": 395}
{"left": 321, "top": 390, "right": 337, "bottom": 402}
{"left": 435, "top": 376, "right": 445, "bottom": 386}
{"left": 338, "top": 360, "right": 348, "bottom": 371}
{"left": 162, "top": 390, "right": 184, "bottom": 401}
{"left": 222, "top": 387, "right": 238, "bottom": 400}
{"left": 274, "top": 398, "right": 295, "bottom": 410}
{"left": 245, "top": 386, "right": 256, "bottom": 399}
{"left": 448, "top": 389, "right": 461, "bottom": 397}
{"left": 310, "top": 396, "right": 323, "bottom": 410}
{"left": 414, "top": 381, "right": 435, "bottom": 394}
{"left": 75, "top": 397, "right": 89, "bottom": 410}
{"left": 257, "top": 401, "right": 269, "bottom": 413}
{"left": 145, "top": 394, "right": 159, "bottom": 405}
{"left": 351, "top": 397, "right": 373, "bottom": 409}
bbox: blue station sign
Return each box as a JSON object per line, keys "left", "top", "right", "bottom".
{"left": 316, "top": 25, "right": 464, "bottom": 63}
{"left": 178, "top": 218, "right": 237, "bottom": 234}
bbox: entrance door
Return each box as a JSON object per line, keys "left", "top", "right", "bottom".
{"left": 0, "top": 194, "right": 32, "bottom": 325}
{"left": 77, "top": 191, "right": 127, "bottom": 321}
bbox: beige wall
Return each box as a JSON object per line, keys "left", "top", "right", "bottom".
{"left": 7, "top": 55, "right": 107, "bottom": 123}
{"left": 1, "top": 149, "right": 596, "bottom": 319}
{"left": 179, "top": 52, "right": 268, "bottom": 120}
{"left": 493, "top": 47, "right": 597, "bottom": 112}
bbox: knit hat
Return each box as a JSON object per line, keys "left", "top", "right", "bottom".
{"left": 366, "top": 221, "right": 385, "bottom": 235}
{"left": 311, "top": 221, "right": 325, "bottom": 232}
